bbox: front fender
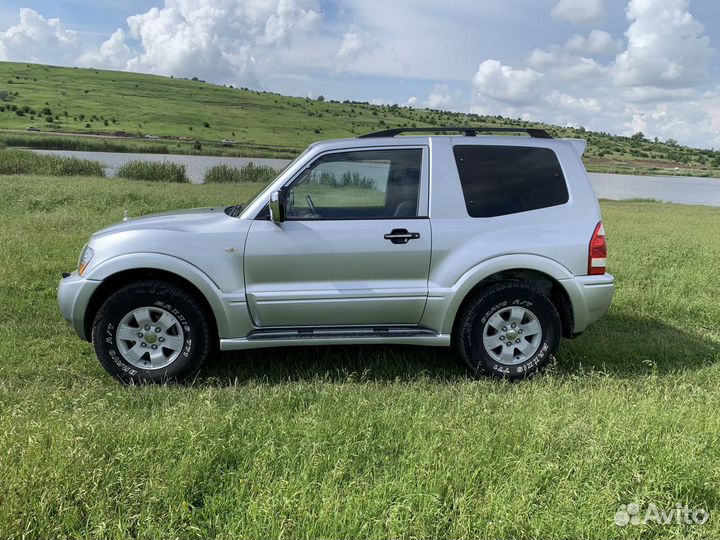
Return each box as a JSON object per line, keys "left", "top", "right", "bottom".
{"left": 86, "top": 253, "right": 247, "bottom": 338}
{"left": 421, "top": 253, "right": 575, "bottom": 334}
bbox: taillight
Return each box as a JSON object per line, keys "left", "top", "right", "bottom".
{"left": 588, "top": 222, "right": 607, "bottom": 275}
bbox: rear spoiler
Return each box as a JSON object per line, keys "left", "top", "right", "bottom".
{"left": 561, "top": 138, "right": 587, "bottom": 158}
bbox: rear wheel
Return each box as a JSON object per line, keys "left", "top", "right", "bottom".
{"left": 454, "top": 281, "right": 561, "bottom": 379}
{"left": 92, "top": 280, "right": 212, "bottom": 384}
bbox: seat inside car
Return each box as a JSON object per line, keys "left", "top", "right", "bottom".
{"left": 383, "top": 162, "right": 420, "bottom": 218}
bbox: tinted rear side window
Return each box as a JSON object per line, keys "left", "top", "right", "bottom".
{"left": 453, "top": 145, "right": 569, "bottom": 217}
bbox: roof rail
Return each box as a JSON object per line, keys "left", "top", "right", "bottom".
{"left": 358, "top": 126, "right": 553, "bottom": 139}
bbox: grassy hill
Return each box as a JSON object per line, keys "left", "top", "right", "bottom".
{"left": 1, "top": 61, "right": 719, "bottom": 176}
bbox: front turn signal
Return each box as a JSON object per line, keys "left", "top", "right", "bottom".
{"left": 78, "top": 245, "right": 94, "bottom": 276}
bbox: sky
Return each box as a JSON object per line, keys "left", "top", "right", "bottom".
{"left": 1, "top": 0, "right": 720, "bottom": 148}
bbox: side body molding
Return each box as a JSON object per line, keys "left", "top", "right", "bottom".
{"left": 86, "top": 253, "right": 253, "bottom": 339}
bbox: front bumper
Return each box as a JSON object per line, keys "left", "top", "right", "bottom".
{"left": 57, "top": 271, "right": 102, "bottom": 341}
{"left": 562, "top": 273, "right": 615, "bottom": 334}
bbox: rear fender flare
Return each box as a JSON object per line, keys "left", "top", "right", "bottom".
{"left": 424, "top": 254, "right": 574, "bottom": 334}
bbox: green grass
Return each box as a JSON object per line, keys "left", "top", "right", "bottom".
{"left": 204, "top": 163, "right": 279, "bottom": 183}
{"left": 0, "top": 174, "right": 719, "bottom": 538}
{"left": 1, "top": 61, "right": 719, "bottom": 175}
{"left": 0, "top": 148, "right": 105, "bottom": 176}
{"left": 116, "top": 160, "right": 189, "bottom": 183}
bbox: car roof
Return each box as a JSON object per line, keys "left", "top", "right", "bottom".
{"left": 310, "top": 135, "right": 585, "bottom": 156}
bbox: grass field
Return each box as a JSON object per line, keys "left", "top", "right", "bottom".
{"left": 0, "top": 148, "right": 104, "bottom": 176}
{"left": 0, "top": 174, "right": 719, "bottom": 538}
{"left": 1, "top": 61, "right": 720, "bottom": 176}
{"left": 204, "top": 163, "right": 279, "bottom": 184}
{"left": 116, "top": 160, "right": 190, "bottom": 183}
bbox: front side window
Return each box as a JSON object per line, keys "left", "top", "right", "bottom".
{"left": 453, "top": 145, "right": 569, "bottom": 218}
{"left": 285, "top": 148, "right": 423, "bottom": 220}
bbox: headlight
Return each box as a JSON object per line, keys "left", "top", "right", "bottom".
{"left": 78, "top": 245, "right": 94, "bottom": 276}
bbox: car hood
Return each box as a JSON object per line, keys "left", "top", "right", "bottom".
{"left": 92, "top": 207, "right": 232, "bottom": 238}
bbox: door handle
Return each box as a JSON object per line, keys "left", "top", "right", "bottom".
{"left": 384, "top": 228, "right": 421, "bottom": 244}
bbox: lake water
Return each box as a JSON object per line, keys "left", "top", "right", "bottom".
{"left": 588, "top": 172, "right": 720, "bottom": 207}
{"left": 31, "top": 149, "right": 720, "bottom": 207}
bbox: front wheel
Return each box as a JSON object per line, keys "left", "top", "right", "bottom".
{"left": 92, "top": 280, "right": 213, "bottom": 384}
{"left": 454, "top": 282, "right": 561, "bottom": 379}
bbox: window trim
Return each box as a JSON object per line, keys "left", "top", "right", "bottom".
{"left": 275, "top": 145, "right": 429, "bottom": 222}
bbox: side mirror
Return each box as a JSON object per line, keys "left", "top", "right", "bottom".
{"left": 269, "top": 190, "right": 285, "bottom": 223}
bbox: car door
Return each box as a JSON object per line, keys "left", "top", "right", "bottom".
{"left": 243, "top": 146, "right": 431, "bottom": 328}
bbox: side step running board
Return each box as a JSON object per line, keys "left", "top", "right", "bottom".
{"left": 247, "top": 326, "right": 439, "bottom": 341}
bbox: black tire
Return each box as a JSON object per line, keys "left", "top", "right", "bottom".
{"left": 92, "top": 279, "right": 213, "bottom": 384}
{"left": 453, "top": 281, "right": 561, "bottom": 379}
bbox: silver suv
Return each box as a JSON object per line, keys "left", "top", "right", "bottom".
{"left": 58, "top": 127, "right": 614, "bottom": 383}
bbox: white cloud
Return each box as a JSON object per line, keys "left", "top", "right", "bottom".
{"left": 620, "top": 86, "right": 698, "bottom": 103}
{"left": 396, "top": 84, "right": 465, "bottom": 111}
{"left": 125, "top": 0, "right": 321, "bottom": 84}
{"left": 78, "top": 29, "right": 132, "bottom": 69}
{"left": 473, "top": 89, "right": 604, "bottom": 132}
{"left": 526, "top": 30, "right": 616, "bottom": 83}
{"left": 543, "top": 90, "right": 602, "bottom": 115}
{"left": 0, "top": 2, "right": 321, "bottom": 86}
{"left": 469, "top": 0, "right": 720, "bottom": 148}
{"left": 565, "top": 29, "right": 622, "bottom": 55}
{"left": 337, "top": 25, "right": 366, "bottom": 59}
{"left": 424, "top": 92, "right": 451, "bottom": 109}
{"left": 472, "top": 59, "right": 542, "bottom": 105}
{"left": 316, "top": 0, "right": 543, "bottom": 82}
{"left": 551, "top": 0, "right": 604, "bottom": 25}
{"left": 700, "top": 88, "right": 720, "bottom": 130}
{"left": 620, "top": 99, "right": 720, "bottom": 148}
{"left": 262, "top": 0, "right": 319, "bottom": 45}
{"left": 613, "top": 0, "right": 714, "bottom": 88}
{"left": 0, "top": 8, "right": 79, "bottom": 64}
{"left": 528, "top": 46, "right": 607, "bottom": 80}
{"left": 473, "top": 87, "right": 720, "bottom": 149}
